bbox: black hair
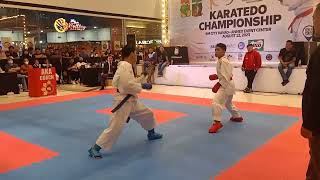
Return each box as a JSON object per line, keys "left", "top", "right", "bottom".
{"left": 286, "top": 40, "right": 293, "bottom": 44}
{"left": 121, "top": 44, "right": 135, "bottom": 58}
{"left": 216, "top": 43, "right": 227, "bottom": 51}
{"left": 247, "top": 44, "right": 253, "bottom": 47}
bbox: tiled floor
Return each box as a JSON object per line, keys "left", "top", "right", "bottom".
{"left": 0, "top": 84, "right": 302, "bottom": 108}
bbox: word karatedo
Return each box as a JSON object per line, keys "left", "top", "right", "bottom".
{"left": 54, "top": 18, "right": 86, "bottom": 33}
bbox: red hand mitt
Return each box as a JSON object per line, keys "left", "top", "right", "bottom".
{"left": 212, "top": 82, "right": 221, "bottom": 93}
{"left": 209, "top": 74, "right": 218, "bottom": 80}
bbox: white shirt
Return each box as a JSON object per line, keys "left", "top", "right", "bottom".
{"left": 216, "top": 56, "right": 236, "bottom": 95}
{"left": 76, "top": 62, "right": 86, "bottom": 68}
{"left": 112, "top": 61, "right": 146, "bottom": 100}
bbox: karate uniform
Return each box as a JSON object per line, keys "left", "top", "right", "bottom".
{"left": 212, "top": 56, "right": 241, "bottom": 122}
{"left": 282, "top": 0, "right": 317, "bottom": 41}
{"left": 95, "top": 61, "right": 156, "bottom": 151}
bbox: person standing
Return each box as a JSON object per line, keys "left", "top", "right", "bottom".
{"left": 242, "top": 44, "right": 262, "bottom": 93}
{"left": 88, "top": 45, "right": 163, "bottom": 158}
{"left": 208, "top": 43, "right": 243, "bottom": 134}
{"left": 301, "top": 44, "right": 320, "bottom": 180}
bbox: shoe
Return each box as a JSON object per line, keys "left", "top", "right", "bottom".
{"left": 281, "top": 80, "right": 289, "bottom": 86}
{"left": 208, "top": 123, "right": 223, "bottom": 133}
{"left": 230, "top": 117, "right": 243, "bottom": 123}
{"left": 148, "top": 132, "right": 163, "bottom": 141}
{"left": 88, "top": 147, "right": 102, "bottom": 159}
{"left": 243, "top": 87, "right": 249, "bottom": 93}
{"left": 244, "top": 88, "right": 250, "bottom": 93}
{"left": 100, "top": 87, "right": 105, "bottom": 90}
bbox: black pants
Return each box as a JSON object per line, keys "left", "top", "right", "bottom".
{"left": 68, "top": 70, "right": 79, "bottom": 81}
{"left": 307, "top": 135, "right": 320, "bottom": 180}
{"left": 245, "top": 70, "right": 257, "bottom": 89}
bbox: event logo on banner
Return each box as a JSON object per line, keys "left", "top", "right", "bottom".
{"left": 170, "top": 0, "right": 319, "bottom": 63}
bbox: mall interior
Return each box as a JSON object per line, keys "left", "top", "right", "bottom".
{"left": 0, "top": 0, "right": 319, "bottom": 180}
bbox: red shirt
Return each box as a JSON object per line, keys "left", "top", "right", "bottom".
{"left": 20, "top": 64, "right": 33, "bottom": 75}
{"left": 242, "top": 50, "right": 262, "bottom": 70}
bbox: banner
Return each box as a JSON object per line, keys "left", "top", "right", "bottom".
{"left": 28, "top": 68, "right": 57, "bottom": 97}
{"left": 169, "top": 0, "right": 320, "bottom": 63}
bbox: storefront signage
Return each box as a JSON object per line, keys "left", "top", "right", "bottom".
{"left": 136, "top": 40, "right": 162, "bottom": 45}
{"left": 54, "top": 18, "right": 86, "bottom": 33}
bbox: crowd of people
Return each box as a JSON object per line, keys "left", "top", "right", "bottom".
{"left": 0, "top": 44, "right": 170, "bottom": 92}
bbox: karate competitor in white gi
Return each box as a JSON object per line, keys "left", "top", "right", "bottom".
{"left": 88, "top": 45, "right": 163, "bottom": 158}
{"left": 279, "top": 0, "right": 318, "bottom": 41}
{"left": 208, "top": 43, "right": 243, "bottom": 133}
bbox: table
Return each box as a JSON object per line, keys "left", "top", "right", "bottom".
{"left": 0, "top": 72, "right": 19, "bottom": 95}
{"left": 80, "top": 68, "right": 102, "bottom": 87}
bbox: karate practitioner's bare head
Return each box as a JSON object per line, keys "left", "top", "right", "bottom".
{"left": 215, "top": 43, "right": 226, "bottom": 59}
{"left": 121, "top": 45, "right": 137, "bottom": 65}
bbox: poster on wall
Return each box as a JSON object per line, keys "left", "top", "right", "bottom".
{"left": 0, "top": 37, "right": 12, "bottom": 50}
{"left": 169, "top": 0, "right": 320, "bottom": 63}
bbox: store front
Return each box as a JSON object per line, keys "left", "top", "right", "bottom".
{"left": 0, "top": 7, "right": 161, "bottom": 55}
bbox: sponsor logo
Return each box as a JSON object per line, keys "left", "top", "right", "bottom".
{"left": 266, "top": 54, "right": 273, "bottom": 61}
{"left": 238, "top": 42, "right": 246, "bottom": 50}
{"left": 303, "top": 25, "right": 313, "bottom": 41}
{"left": 248, "top": 39, "right": 264, "bottom": 51}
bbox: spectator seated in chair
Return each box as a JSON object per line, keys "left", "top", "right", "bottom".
{"left": 20, "top": 58, "right": 33, "bottom": 76}
{"left": 278, "top": 40, "right": 296, "bottom": 86}
{"left": 100, "top": 55, "right": 118, "bottom": 90}
{"left": 157, "top": 45, "right": 170, "bottom": 77}
{"left": 66, "top": 58, "right": 80, "bottom": 84}
{"left": 144, "top": 47, "right": 157, "bottom": 83}
{"left": 4, "top": 56, "right": 28, "bottom": 92}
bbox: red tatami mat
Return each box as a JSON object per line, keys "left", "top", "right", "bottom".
{"left": 97, "top": 108, "right": 188, "bottom": 124}
{"left": 0, "top": 132, "right": 59, "bottom": 174}
{"left": 215, "top": 122, "right": 309, "bottom": 180}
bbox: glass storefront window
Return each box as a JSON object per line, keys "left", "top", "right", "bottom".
{"left": 125, "top": 20, "right": 161, "bottom": 47}
{"left": 0, "top": 6, "right": 161, "bottom": 58}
